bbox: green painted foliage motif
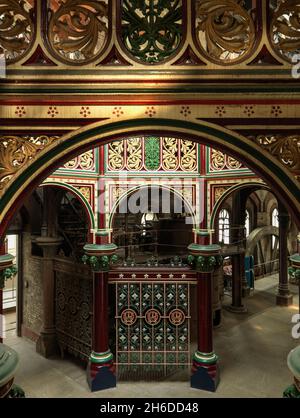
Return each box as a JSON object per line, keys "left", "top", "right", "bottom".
{"left": 0, "top": 265, "right": 17, "bottom": 289}
{"left": 145, "top": 137, "right": 160, "bottom": 170}
{"left": 121, "top": 0, "right": 183, "bottom": 63}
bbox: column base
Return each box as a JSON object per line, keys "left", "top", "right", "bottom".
{"left": 276, "top": 293, "right": 293, "bottom": 306}
{"left": 191, "top": 352, "right": 220, "bottom": 392}
{"left": 87, "top": 351, "right": 116, "bottom": 392}
{"left": 36, "top": 332, "right": 59, "bottom": 358}
{"left": 224, "top": 304, "right": 248, "bottom": 314}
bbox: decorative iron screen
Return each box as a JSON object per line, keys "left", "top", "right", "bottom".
{"left": 113, "top": 273, "right": 193, "bottom": 379}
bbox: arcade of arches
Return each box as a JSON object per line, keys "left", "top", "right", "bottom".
{"left": 0, "top": 1, "right": 300, "bottom": 399}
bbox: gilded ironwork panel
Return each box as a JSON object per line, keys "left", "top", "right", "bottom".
{"left": 47, "top": 0, "right": 109, "bottom": 64}
{"left": 0, "top": 0, "right": 35, "bottom": 63}
{"left": 270, "top": 0, "right": 300, "bottom": 62}
{"left": 210, "top": 148, "right": 243, "bottom": 172}
{"left": 162, "top": 137, "right": 179, "bottom": 171}
{"left": 120, "top": 0, "right": 184, "bottom": 64}
{"left": 108, "top": 140, "right": 125, "bottom": 170}
{"left": 194, "top": 0, "right": 256, "bottom": 64}
{"left": 255, "top": 134, "right": 300, "bottom": 171}
{"left": 0, "top": 135, "right": 58, "bottom": 195}
{"left": 126, "top": 138, "right": 143, "bottom": 170}
{"left": 63, "top": 150, "right": 95, "bottom": 171}
{"left": 180, "top": 139, "right": 197, "bottom": 171}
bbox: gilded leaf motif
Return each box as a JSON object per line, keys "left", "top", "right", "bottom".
{"left": 0, "top": 0, "right": 35, "bottom": 63}
{"left": 127, "top": 138, "right": 142, "bottom": 170}
{"left": 162, "top": 137, "right": 179, "bottom": 170}
{"left": 180, "top": 140, "right": 197, "bottom": 171}
{"left": 195, "top": 0, "right": 255, "bottom": 63}
{"left": 108, "top": 141, "right": 125, "bottom": 170}
{"left": 48, "top": 0, "right": 109, "bottom": 63}
{"left": 0, "top": 136, "right": 58, "bottom": 193}
{"left": 270, "top": 0, "right": 300, "bottom": 62}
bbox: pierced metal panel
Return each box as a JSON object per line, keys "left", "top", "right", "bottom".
{"left": 115, "top": 279, "right": 191, "bottom": 379}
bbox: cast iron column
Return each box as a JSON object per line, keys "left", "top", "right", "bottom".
{"left": 276, "top": 205, "right": 293, "bottom": 306}
{"left": 228, "top": 191, "right": 247, "bottom": 312}
{"left": 83, "top": 230, "right": 118, "bottom": 392}
{"left": 188, "top": 234, "right": 222, "bottom": 392}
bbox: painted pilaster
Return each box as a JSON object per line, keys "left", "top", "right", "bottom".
{"left": 227, "top": 191, "right": 248, "bottom": 312}
{"left": 36, "top": 236, "right": 63, "bottom": 357}
{"left": 276, "top": 205, "right": 293, "bottom": 306}
{"left": 188, "top": 236, "right": 222, "bottom": 392}
{"left": 83, "top": 230, "right": 118, "bottom": 392}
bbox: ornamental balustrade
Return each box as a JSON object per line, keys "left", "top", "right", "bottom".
{"left": 0, "top": 1, "right": 299, "bottom": 69}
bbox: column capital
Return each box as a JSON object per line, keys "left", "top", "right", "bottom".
{"left": 0, "top": 254, "right": 17, "bottom": 289}
{"left": 288, "top": 254, "right": 300, "bottom": 285}
{"left": 36, "top": 236, "right": 63, "bottom": 258}
{"left": 188, "top": 243, "right": 222, "bottom": 273}
{"left": 83, "top": 243, "right": 118, "bottom": 272}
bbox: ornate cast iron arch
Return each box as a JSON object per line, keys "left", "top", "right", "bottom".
{"left": 209, "top": 181, "right": 271, "bottom": 230}
{"left": 1, "top": 118, "right": 300, "bottom": 241}
{"left": 108, "top": 183, "right": 197, "bottom": 229}
{"left": 39, "top": 181, "right": 96, "bottom": 231}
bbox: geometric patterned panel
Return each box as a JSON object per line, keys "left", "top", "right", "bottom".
{"left": 115, "top": 280, "right": 191, "bottom": 378}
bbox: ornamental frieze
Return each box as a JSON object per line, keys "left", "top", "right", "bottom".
{"left": 0, "top": 1, "right": 299, "bottom": 73}
{"left": 0, "top": 135, "right": 58, "bottom": 194}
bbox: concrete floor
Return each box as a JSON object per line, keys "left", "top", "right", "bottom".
{"left": 4, "top": 275, "right": 300, "bottom": 398}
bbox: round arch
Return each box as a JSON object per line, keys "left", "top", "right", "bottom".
{"left": 245, "top": 226, "right": 293, "bottom": 256}
{"left": 210, "top": 181, "right": 270, "bottom": 229}
{"left": 40, "top": 181, "right": 96, "bottom": 230}
{"left": 1, "top": 118, "right": 299, "bottom": 239}
{"left": 108, "top": 183, "right": 197, "bottom": 229}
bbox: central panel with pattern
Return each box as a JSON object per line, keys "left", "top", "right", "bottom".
{"left": 111, "top": 270, "right": 196, "bottom": 380}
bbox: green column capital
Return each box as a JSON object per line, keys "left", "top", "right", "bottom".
{"left": 187, "top": 243, "right": 222, "bottom": 273}
{"left": 82, "top": 243, "right": 118, "bottom": 272}
{"left": 284, "top": 346, "right": 300, "bottom": 398}
{"left": 0, "top": 254, "right": 17, "bottom": 289}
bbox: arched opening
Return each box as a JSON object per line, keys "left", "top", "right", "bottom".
{"left": 110, "top": 185, "right": 195, "bottom": 265}
{"left": 0, "top": 121, "right": 298, "bottom": 398}
{"left": 1, "top": 119, "right": 299, "bottom": 241}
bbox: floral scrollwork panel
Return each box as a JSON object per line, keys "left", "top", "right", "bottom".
{"left": 47, "top": 0, "right": 109, "bottom": 64}
{"left": 63, "top": 150, "right": 95, "bottom": 171}
{"left": 0, "top": 0, "right": 35, "bottom": 63}
{"left": 211, "top": 149, "right": 226, "bottom": 171}
{"left": 121, "top": 0, "right": 184, "bottom": 64}
{"left": 227, "top": 155, "right": 242, "bottom": 170}
{"left": 0, "top": 136, "right": 58, "bottom": 194}
{"left": 180, "top": 140, "right": 197, "bottom": 171}
{"left": 126, "top": 138, "right": 143, "bottom": 170}
{"left": 195, "top": 0, "right": 256, "bottom": 64}
{"left": 270, "top": 0, "right": 300, "bottom": 62}
{"left": 256, "top": 134, "right": 300, "bottom": 171}
{"left": 162, "top": 137, "right": 179, "bottom": 170}
{"left": 64, "top": 157, "right": 79, "bottom": 170}
{"left": 108, "top": 140, "right": 125, "bottom": 171}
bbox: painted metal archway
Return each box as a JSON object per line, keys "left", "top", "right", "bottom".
{"left": 1, "top": 118, "right": 299, "bottom": 240}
